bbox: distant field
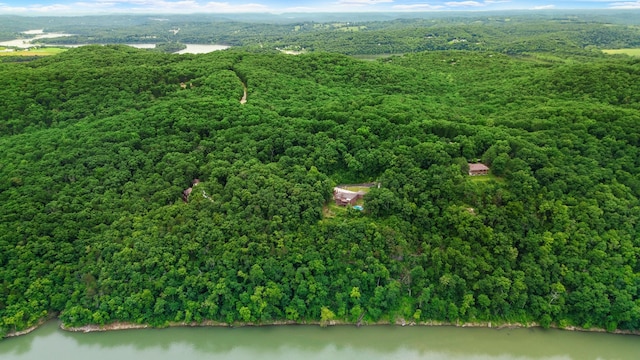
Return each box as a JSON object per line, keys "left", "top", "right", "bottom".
{"left": 0, "top": 47, "right": 67, "bottom": 56}
{"left": 602, "top": 48, "right": 640, "bottom": 56}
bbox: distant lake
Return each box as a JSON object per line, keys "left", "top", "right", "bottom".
{"left": 0, "top": 30, "right": 229, "bottom": 54}
{"left": 79, "top": 44, "right": 230, "bottom": 54}
{"left": 9, "top": 43, "right": 229, "bottom": 55}
{"left": 0, "top": 32, "right": 74, "bottom": 48}
{"left": 1, "top": 321, "right": 639, "bottom": 360}
{"left": 175, "top": 44, "right": 230, "bottom": 54}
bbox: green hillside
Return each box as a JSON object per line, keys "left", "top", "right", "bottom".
{"left": 0, "top": 44, "right": 639, "bottom": 335}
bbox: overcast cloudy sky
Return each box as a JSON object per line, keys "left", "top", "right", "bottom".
{"left": 1, "top": 0, "right": 638, "bottom": 15}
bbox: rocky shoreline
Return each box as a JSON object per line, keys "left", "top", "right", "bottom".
{"left": 5, "top": 316, "right": 640, "bottom": 338}
{"left": 5, "top": 314, "right": 57, "bottom": 338}
{"left": 61, "top": 322, "right": 150, "bottom": 333}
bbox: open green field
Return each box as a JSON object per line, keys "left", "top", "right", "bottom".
{"left": 0, "top": 47, "right": 67, "bottom": 57}
{"left": 602, "top": 48, "right": 640, "bottom": 57}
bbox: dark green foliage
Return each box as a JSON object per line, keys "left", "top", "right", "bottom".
{"left": 151, "top": 42, "right": 187, "bottom": 54}
{"left": 1, "top": 25, "right": 639, "bottom": 336}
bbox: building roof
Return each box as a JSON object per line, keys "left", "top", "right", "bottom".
{"left": 336, "top": 193, "right": 359, "bottom": 201}
{"left": 468, "top": 163, "right": 489, "bottom": 171}
{"left": 333, "top": 187, "right": 364, "bottom": 205}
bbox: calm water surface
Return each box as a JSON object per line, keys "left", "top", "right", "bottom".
{"left": 0, "top": 30, "right": 229, "bottom": 54}
{"left": 1, "top": 321, "right": 638, "bottom": 360}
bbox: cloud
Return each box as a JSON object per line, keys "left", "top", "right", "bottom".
{"left": 139, "top": 0, "right": 272, "bottom": 13}
{"left": 0, "top": 4, "right": 28, "bottom": 12}
{"left": 0, "top": 0, "right": 273, "bottom": 14}
{"left": 532, "top": 4, "right": 555, "bottom": 9}
{"left": 31, "top": 4, "right": 74, "bottom": 11}
{"left": 609, "top": 1, "right": 640, "bottom": 8}
{"left": 337, "top": 0, "right": 393, "bottom": 4}
{"left": 281, "top": 6, "right": 322, "bottom": 12}
{"left": 392, "top": 3, "right": 445, "bottom": 10}
{"left": 75, "top": 1, "right": 117, "bottom": 7}
{"left": 0, "top": 3, "right": 73, "bottom": 13}
{"left": 202, "top": 1, "right": 271, "bottom": 12}
{"left": 445, "top": 1, "right": 484, "bottom": 7}
{"left": 119, "top": 0, "right": 270, "bottom": 12}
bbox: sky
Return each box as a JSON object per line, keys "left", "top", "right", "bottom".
{"left": 0, "top": 0, "right": 639, "bottom": 15}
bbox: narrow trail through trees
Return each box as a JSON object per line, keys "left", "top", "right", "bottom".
{"left": 240, "top": 82, "right": 247, "bottom": 104}
{"left": 232, "top": 67, "right": 247, "bottom": 104}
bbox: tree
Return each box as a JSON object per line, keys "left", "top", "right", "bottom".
{"left": 320, "top": 306, "right": 336, "bottom": 327}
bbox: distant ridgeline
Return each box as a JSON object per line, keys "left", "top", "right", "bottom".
{"left": 0, "top": 39, "right": 639, "bottom": 337}
{"left": 5, "top": 11, "right": 640, "bottom": 56}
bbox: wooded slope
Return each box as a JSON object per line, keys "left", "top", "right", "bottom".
{"left": 0, "top": 45, "right": 638, "bottom": 334}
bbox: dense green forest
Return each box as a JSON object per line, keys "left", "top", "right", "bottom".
{"left": 2, "top": 11, "right": 640, "bottom": 56}
{"left": 1, "top": 15, "right": 639, "bottom": 337}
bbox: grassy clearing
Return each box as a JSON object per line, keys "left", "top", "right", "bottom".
{"left": 602, "top": 48, "right": 640, "bottom": 57}
{"left": 322, "top": 203, "right": 349, "bottom": 219}
{"left": 0, "top": 47, "right": 67, "bottom": 57}
{"left": 341, "top": 186, "right": 372, "bottom": 193}
{"left": 322, "top": 198, "right": 365, "bottom": 219}
{"left": 468, "top": 174, "right": 503, "bottom": 183}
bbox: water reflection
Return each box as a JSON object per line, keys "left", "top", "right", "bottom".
{"left": 1, "top": 321, "right": 638, "bottom": 360}
{"left": 0, "top": 321, "right": 57, "bottom": 356}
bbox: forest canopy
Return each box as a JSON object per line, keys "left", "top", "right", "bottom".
{"left": 0, "top": 14, "right": 639, "bottom": 336}
{"left": 3, "top": 11, "right": 640, "bottom": 57}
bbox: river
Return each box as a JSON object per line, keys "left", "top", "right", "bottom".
{"left": 1, "top": 321, "right": 638, "bottom": 360}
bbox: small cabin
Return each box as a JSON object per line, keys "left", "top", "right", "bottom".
{"left": 468, "top": 163, "right": 489, "bottom": 176}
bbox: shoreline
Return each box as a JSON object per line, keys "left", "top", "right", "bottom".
{"left": 5, "top": 316, "right": 640, "bottom": 338}
{"left": 416, "top": 320, "right": 640, "bottom": 336}
{"left": 4, "top": 313, "right": 58, "bottom": 338}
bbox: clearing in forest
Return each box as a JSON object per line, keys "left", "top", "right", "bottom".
{"left": 468, "top": 173, "right": 503, "bottom": 184}
{"left": 323, "top": 183, "right": 377, "bottom": 218}
{"left": 602, "top": 48, "right": 640, "bottom": 57}
{"left": 0, "top": 47, "right": 67, "bottom": 56}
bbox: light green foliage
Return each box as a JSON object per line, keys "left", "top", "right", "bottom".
{"left": 602, "top": 48, "right": 640, "bottom": 57}
{"left": 320, "top": 307, "right": 336, "bottom": 327}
